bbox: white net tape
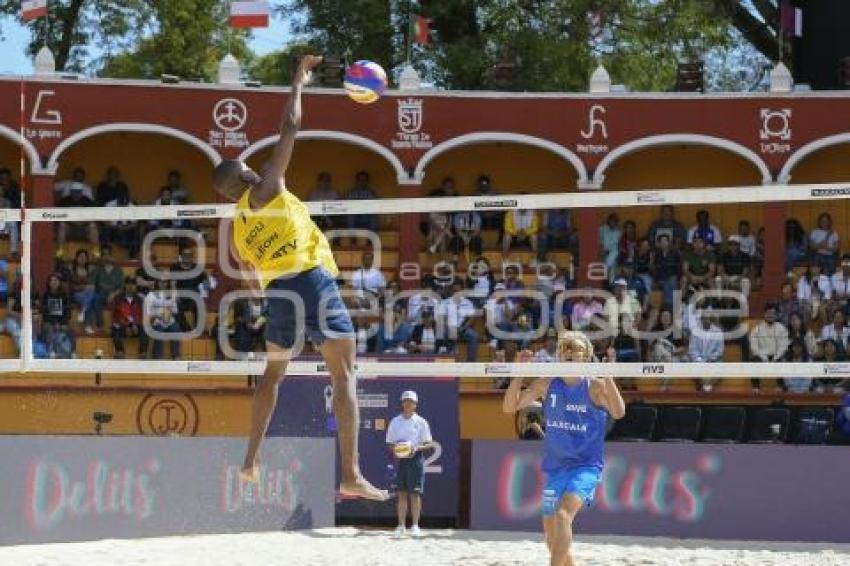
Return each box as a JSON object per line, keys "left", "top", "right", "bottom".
{"left": 12, "top": 181, "right": 850, "bottom": 379}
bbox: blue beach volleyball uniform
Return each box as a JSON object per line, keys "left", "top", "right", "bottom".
{"left": 541, "top": 377, "right": 608, "bottom": 515}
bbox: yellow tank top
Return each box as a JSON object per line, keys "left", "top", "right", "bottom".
{"left": 232, "top": 189, "right": 338, "bottom": 289}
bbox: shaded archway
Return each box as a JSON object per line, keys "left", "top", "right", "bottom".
{"left": 596, "top": 141, "right": 769, "bottom": 244}
{"left": 414, "top": 132, "right": 588, "bottom": 188}
{"left": 780, "top": 136, "right": 850, "bottom": 238}
{"left": 240, "top": 130, "right": 411, "bottom": 186}
{"left": 0, "top": 124, "right": 40, "bottom": 174}
{"left": 54, "top": 131, "right": 219, "bottom": 204}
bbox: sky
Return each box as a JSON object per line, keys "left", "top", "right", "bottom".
{"left": 0, "top": 13, "right": 289, "bottom": 75}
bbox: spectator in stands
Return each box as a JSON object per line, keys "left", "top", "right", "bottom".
{"left": 621, "top": 260, "right": 649, "bottom": 312}
{"left": 69, "top": 249, "right": 95, "bottom": 328}
{"left": 451, "top": 210, "right": 483, "bottom": 263}
{"left": 162, "top": 170, "right": 189, "bottom": 204}
{"left": 534, "top": 329, "right": 558, "bottom": 362}
{"left": 421, "top": 177, "right": 458, "bottom": 237}
{"left": 466, "top": 256, "right": 495, "bottom": 309}
{"left": 716, "top": 235, "right": 751, "bottom": 297}
{"left": 148, "top": 186, "right": 192, "bottom": 232}
{"left": 820, "top": 309, "right": 850, "bottom": 351}
{"left": 146, "top": 278, "right": 181, "bottom": 360}
{"left": 734, "top": 220, "right": 757, "bottom": 258}
{"left": 491, "top": 340, "right": 519, "bottom": 389}
{"left": 521, "top": 412, "right": 545, "bottom": 440}
{"left": 0, "top": 187, "right": 19, "bottom": 259}
{"left": 345, "top": 171, "right": 379, "bottom": 236}
{"left": 408, "top": 308, "right": 438, "bottom": 354}
{"left": 777, "top": 282, "right": 805, "bottom": 326}
{"left": 688, "top": 313, "right": 724, "bottom": 391}
{"left": 797, "top": 263, "right": 831, "bottom": 322}
{"left": 748, "top": 304, "right": 790, "bottom": 392}
{"left": 104, "top": 185, "right": 141, "bottom": 258}
{"left": 0, "top": 167, "right": 21, "bottom": 208}
{"left": 830, "top": 258, "right": 850, "bottom": 302}
{"left": 810, "top": 212, "right": 840, "bottom": 275}
{"left": 438, "top": 281, "right": 478, "bottom": 361}
{"left": 687, "top": 210, "right": 722, "bottom": 251}
{"left": 633, "top": 239, "right": 653, "bottom": 293}
{"left": 571, "top": 289, "right": 603, "bottom": 331}
{"left": 815, "top": 339, "right": 847, "bottom": 393}
{"left": 377, "top": 303, "right": 413, "bottom": 353}
{"left": 407, "top": 279, "right": 440, "bottom": 325}
{"left": 111, "top": 278, "right": 145, "bottom": 359}
{"left": 619, "top": 220, "right": 639, "bottom": 264}
{"left": 42, "top": 273, "right": 75, "bottom": 359}
{"left": 54, "top": 167, "right": 94, "bottom": 202}
{"left": 90, "top": 246, "right": 124, "bottom": 335}
{"left": 170, "top": 246, "right": 215, "bottom": 332}
{"left": 1, "top": 269, "right": 23, "bottom": 354}
{"left": 426, "top": 209, "right": 451, "bottom": 255}
{"left": 785, "top": 218, "right": 808, "bottom": 272}
{"left": 647, "top": 205, "right": 687, "bottom": 250}
{"left": 787, "top": 311, "right": 817, "bottom": 358}
{"left": 604, "top": 278, "right": 642, "bottom": 332}
{"left": 472, "top": 175, "right": 503, "bottom": 235}
{"left": 648, "top": 309, "right": 687, "bottom": 392}
{"left": 351, "top": 251, "right": 386, "bottom": 307}
{"left": 135, "top": 263, "right": 156, "bottom": 298}
{"left": 95, "top": 167, "right": 129, "bottom": 206}
{"left": 230, "top": 297, "right": 265, "bottom": 357}
{"left": 56, "top": 184, "right": 99, "bottom": 258}
{"left": 681, "top": 236, "right": 715, "bottom": 295}
{"left": 779, "top": 339, "right": 813, "bottom": 393}
{"left": 307, "top": 172, "right": 340, "bottom": 231}
{"left": 503, "top": 197, "right": 539, "bottom": 256}
{"left": 537, "top": 209, "right": 576, "bottom": 263}
{"left": 612, "top": 315, "right": 641, "bottom": 362}
{"left": 653, "top": 234, "right": 682, "bottom": 307}
{"left": 599, "top": 213, "right": 621, "bottom": 282}
{"left": 353, "top": 314, "right": 378, "bottom": 354}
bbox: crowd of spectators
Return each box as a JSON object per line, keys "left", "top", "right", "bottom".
{"left": 0, "top": 165, "right": 848, "bottom": 396}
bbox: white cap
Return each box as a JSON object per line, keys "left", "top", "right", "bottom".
{"left": 400, "top": 390, "right": 418, "bottom": 403}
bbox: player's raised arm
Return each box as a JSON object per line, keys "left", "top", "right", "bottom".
{"left": 253, "top": 54, "right": 323, "bottom": 203}
{"left": 502, "top": 377, "right": 549, "bottom": 414}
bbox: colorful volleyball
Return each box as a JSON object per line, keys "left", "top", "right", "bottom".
{"left": 344, "top": 60, "right": 387, "bottom": 104}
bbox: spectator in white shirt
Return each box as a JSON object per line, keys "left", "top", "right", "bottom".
{"left": 407, "top": 284, "right": 440, "bottom": 325}
{"left": 748, "top": 304, "right": 790, "bottom": 392}
{"left": 603, "top": 278, "right": 642, "bottom": 332}
{"left": 450, "top": 211, "right": 483, "bottom": 262}
{"left": 54, "top": 167, "right": 94, "bottom": 201}
{"left": 386, "top": 390, "right": 434, "bottom": 538}
{"left": 687, "top": 210, "right": 722, "bottom": 251}
{"left": 734, "top": 220, "right": 757, "bottom": 257}
{"left": 830, "top": 259, "right": 850, "bottom": 301}
{"left": 438, "top": 282, "right": 478, "bottom": 361}
{"left": 307, "top": 171, "right": 340, "bottom": 230}
{"left": 145, "top": 278, "right": 181, "bottom": 360}
{"left": 820, "top": 309, "right": 850, "bottom": 350}
{"left": 688, "top": 314, "right": 724, "bottom": 391}
{"left": 809, "top": 212, "right": 840, "bottom": 274}
{"left": 571, "top": 290, "right": 603, "bottom": 330}
{"left": 351, "top": 251, "right": 386, "bottom": 304}
{"left": 535, "top": 330, "right": 558, "bottom": 362}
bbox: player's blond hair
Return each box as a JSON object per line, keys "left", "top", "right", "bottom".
{"left": 557, "top": 331, "right": 594, "bottom": 361}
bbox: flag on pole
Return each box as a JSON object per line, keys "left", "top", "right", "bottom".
{"left": 412, "top": 15, "right": 430, "bottom": 45}
{"left": 21, "top": 0, "right": 48, "bottom": 22}
{"left": 229, "top": 1, "right": 270, "bottom": 29}
{"left": 780, "top": 1, "right": 803, "bottom": 37}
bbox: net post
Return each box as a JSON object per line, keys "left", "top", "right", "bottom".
{"left": 21, "top": 216, "right": 32, "bottom": 371}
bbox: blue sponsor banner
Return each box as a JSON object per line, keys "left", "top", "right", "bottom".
{"left": 269, "top": 374, "right": 459, "bottom": 519}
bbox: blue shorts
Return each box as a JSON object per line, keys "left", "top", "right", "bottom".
{"left": 394, "top": 454, "right": 425, "bottom": 494}
{"left": 541, "top": 466, "right": 601, "bottom": 516}
{"left": 263, "top": 266, "right": 354, "bottom": 349}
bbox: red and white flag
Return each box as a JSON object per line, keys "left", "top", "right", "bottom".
{"left": 229, "top": 1, "right": 270, "bottom": 29}
{"left": 21, "top": 0, "right": 48, "bottom": 23}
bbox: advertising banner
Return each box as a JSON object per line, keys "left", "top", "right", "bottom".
{"left": 470, "top": 440, "right": 850, "bottom": 542}
{"left": 0, "top": 436, "right": 334, "bottom": 545}
{"left": 270, "top": 375, "right": 459, "bottom": 519}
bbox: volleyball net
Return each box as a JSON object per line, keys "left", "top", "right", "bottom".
{"left": 6, "top": 180, "right": 850, "bottom": 380}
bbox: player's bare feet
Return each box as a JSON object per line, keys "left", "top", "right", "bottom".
{"left": 239, "top": 462, "right": 260, "bottom": 483}
{"left": 339, "top": 477, "right": 389, "bottom": 501}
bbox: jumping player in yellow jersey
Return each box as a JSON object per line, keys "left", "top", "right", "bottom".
{"left": 212, "top": 55, "right": 388, "bottom": 502}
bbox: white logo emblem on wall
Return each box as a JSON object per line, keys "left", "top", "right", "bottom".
{"left": 392, "top": 98, "right": 432, "bottom": 149}
{"left": 25, "top": 89, "right": 63, "bottom": 141}
{"left": 759, "top": 108, "right": 792, "bottom": 154}
{"left": 576, "top": 104, "right": 609, "bottom": 155}
{"left": 209, "top": 98, "right": 250, "bottom": 149}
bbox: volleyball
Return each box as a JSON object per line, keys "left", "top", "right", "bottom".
{"left": 344, "top": 60, "right": 387, "bottom": 104}
{"left": 393, "top": 441, "right": 414, "bottom": 458}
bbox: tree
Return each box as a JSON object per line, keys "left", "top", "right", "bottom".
{"left": 99, "top": 1, "right": 252, "bottom": 81}
{"left": 0, "top": 0, "right": 152, "bottom": 72}
{"left": 250, "top": 43, "right": 313, "bottom": 85}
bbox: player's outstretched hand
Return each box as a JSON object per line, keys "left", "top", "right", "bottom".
{"left": 517, "top": 349, "right": 535, "bottom": 363}
{"left": 293, "top": 54, "right": 323, "bottom": 88}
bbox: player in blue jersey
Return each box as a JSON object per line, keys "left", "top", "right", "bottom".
{"left": 503, "top": 331, "right": 625, "bottom": 566}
